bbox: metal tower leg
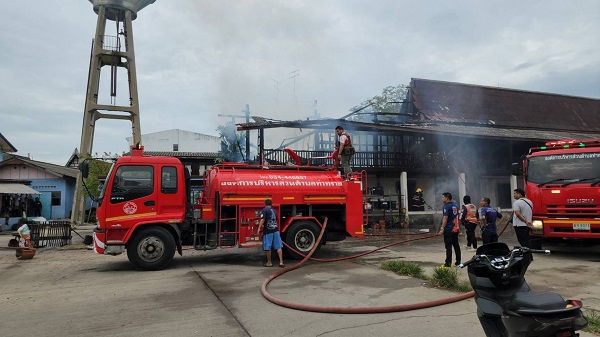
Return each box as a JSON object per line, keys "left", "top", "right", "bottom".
{"left": 71, "top": 6, "right": 143, "bottom": 226}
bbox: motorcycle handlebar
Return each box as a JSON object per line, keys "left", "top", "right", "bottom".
{"left": 527, "top": 248, "right": 551, "bottom": 255}
{"left": 459, "top": 247, "right": 551, "bottom": 269}
{"left": 459, "top": 255, "right": 483, "bottom": 268}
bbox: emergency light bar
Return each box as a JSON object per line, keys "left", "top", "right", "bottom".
{"left": 530, "top": 138, "right": 600, "bottom": 153}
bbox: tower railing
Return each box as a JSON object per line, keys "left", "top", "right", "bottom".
{"left": 100, "top": 35, "right": 121, "bottom": 52}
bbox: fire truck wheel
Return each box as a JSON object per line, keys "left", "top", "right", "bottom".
{"left": 127, "top": 226, "right": 176, "bottom": 271}
{"left": 285, "top": 221, "right": 321, "bottom": 260}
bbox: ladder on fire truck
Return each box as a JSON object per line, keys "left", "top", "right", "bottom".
{"left": 218, "top": 205, "right": 238, "bottom": 248}
{"left": 192, "top": 192, "right": 240, "bottom": 249}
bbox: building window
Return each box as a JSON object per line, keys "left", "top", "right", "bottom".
{"left": 173, "top": 144, "right": 179, "bottom": 151}
{"left": 51, "top": 191, "right": 61, "bottom": 206}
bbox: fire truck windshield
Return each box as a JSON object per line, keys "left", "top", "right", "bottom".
{"left": 527, "top": 152, "right": 600, "bottom": 184}
{"left": 98, "top": 163, "right": 115, "bottom": 203}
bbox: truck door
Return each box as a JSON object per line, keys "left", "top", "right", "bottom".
{"left": 158, "top": 166, "right": 186, "bottom": 217}
{"left": 106, "top": 165, "right": 157, "bottom": 228}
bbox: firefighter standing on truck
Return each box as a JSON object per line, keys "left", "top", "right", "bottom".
{"left": 335, "top": 126, "right": 354, "bottom": 180}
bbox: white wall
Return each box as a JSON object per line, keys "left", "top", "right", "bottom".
{"left": 127, "top": 129, "right": 221, "bottom": 152}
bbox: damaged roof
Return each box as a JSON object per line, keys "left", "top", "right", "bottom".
{"left": 236, "top": 78, "right": 600, "bottom": 142}
{"left": 410, "top": 78, "right": 600, "bottom": 133}
{"left": 237, "top": 118, "right": 599, "bottom": 142}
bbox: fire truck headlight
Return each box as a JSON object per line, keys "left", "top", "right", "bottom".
{"left": 532, "top": 220, "right": 544, "bottom": 234}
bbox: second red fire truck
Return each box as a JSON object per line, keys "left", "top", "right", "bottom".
{"left": 512, "top": 138, "right": 600, "bottom": 248}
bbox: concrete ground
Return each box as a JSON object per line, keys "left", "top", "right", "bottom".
{"left": 0, "top": 226, "right": 597, "bottom": 337}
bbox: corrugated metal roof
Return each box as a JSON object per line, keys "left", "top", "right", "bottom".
{"left": 137, "top": 151, "right": 219, "bottom": 159}
{"left": 394, "top": 123, "right": 599, "bottom": 141}
{"left": 1, "top": 155, "right": 79, "bottom": 179}
{"left": 410, "top": 78, "right": 600, "bottom": 132}
{"left": 0, "top": 183, "right": 40, "bottom": 194}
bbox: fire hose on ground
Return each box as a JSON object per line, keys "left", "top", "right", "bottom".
{"left": 261, "top": 216, "right": 512, "bottom": 313}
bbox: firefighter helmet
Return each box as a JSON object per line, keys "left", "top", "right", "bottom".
{"left": 416, "top": 188, "right": 423, "bottom": 193}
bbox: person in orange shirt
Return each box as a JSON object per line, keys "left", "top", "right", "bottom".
{"left": 460, "top": 195, "right": 479, "bottom": 252}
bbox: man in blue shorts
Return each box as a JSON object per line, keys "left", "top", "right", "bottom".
{"left": 257, "top": 199, "right": 285, "bottom": 267}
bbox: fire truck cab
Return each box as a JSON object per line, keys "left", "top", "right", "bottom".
{"left": 512, "top": 139, "right": 600, "bottom": 248}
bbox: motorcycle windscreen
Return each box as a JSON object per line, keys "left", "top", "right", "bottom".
{"left": 476, "top": 242, "right": 510, "bottom": 256}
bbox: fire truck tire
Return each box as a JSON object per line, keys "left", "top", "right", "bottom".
{"left": 127, "top": 226, "right": 176, "bottom": 271}
{"left": 285, "top": 221, "right": 321, "bottom": 260}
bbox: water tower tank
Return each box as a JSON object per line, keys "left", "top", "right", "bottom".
{"left": 89, "top": 0, "right": 156, "bottom": 20}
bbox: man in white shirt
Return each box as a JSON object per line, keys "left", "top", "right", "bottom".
{"left": 512, "top": 188, "right": 533, "bottom": 248}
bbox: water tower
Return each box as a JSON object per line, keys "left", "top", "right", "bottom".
{"left": 71, "top": 0, "right": 156, "bottom": 226}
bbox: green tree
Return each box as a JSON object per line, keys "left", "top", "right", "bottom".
{"left": 82, "top": 152, "right": 117, "bottom": 199}
{"left": 349, "top": 84, "right": 409, "bottom": 122}
{"left": 215, "top": 121, "right": 248, "bottom": 163}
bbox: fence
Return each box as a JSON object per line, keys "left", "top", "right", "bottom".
{"left": 29, "top": 221, "right": 72, "bottom": 248}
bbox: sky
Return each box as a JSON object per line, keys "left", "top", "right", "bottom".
{"left": 1, "top": 0, "right": 599, "bottom": 165}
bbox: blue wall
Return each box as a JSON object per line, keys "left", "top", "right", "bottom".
{"left": 30, "top": 178, "right": 74, "bottom": 220}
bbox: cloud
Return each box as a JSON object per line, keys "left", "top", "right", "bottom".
{"left": 0, "top": 0, "right": 598, "bottom": 165}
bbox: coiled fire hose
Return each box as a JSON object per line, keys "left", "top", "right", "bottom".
{"left": 261, "top": 216, "right": 512, "bottom": 314}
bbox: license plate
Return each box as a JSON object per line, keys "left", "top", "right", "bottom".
{"left": 573, "top": 223, "right": 590, "bottom": 230}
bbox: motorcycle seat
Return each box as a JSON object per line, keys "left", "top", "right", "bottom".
{"left": 509, "top": 291, "right": 566, "bottom": 312}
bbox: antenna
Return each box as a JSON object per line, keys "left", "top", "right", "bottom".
{"left": 289, "top": 69, "right": 300, "bottom": 101}
{"left": 271, "top": 79, "right": 280, "bottom": 105}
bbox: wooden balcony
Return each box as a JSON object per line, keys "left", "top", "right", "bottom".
{"left": 264, "top": 149, "right": 449, "bottom": 172}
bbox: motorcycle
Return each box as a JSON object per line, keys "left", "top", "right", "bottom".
{"left": 459, "top": 242, "right": 588, "bottom": 336}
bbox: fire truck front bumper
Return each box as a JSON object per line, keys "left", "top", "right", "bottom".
{"left": 532, "top": 219, "right": 600, "bottom": 239}
{"left": 93, "top": 228, "right": 125, "bottom": 255}
{"left": 93, "top": 227, "right": 106, "bottom": 254}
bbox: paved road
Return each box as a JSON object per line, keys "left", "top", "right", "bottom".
{"left": 0, "top": 229, "right": 597, "bottom": 337}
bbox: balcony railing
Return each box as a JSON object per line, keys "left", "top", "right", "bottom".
{"left": 264, "top": 149, "right": 449, "bottom": 171}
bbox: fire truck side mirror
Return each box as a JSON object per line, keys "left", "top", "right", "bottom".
{"left": 79, "top": 161, "right": 90, "bottom": 179}
{"left": 511, "top": 162, "right": 522, "bottom": 176}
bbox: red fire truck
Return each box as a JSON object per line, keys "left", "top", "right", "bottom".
{"left": 84, "top": 146, "right": 365, "bottom": 270}
{"left": 512, "top": 139, "right": 600, "bottom": 248}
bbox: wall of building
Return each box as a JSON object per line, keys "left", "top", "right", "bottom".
{"left": 127, "top": 129, "right": 221, "bottom": 152}
{"left": 30, "top": 178, "right": 70, "bottom": 219}
{"left": 0, "top": 165, "right": 73, "bottom": 220}
{"left": 0, "top": 165, "right": 58, "bottom": 179}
